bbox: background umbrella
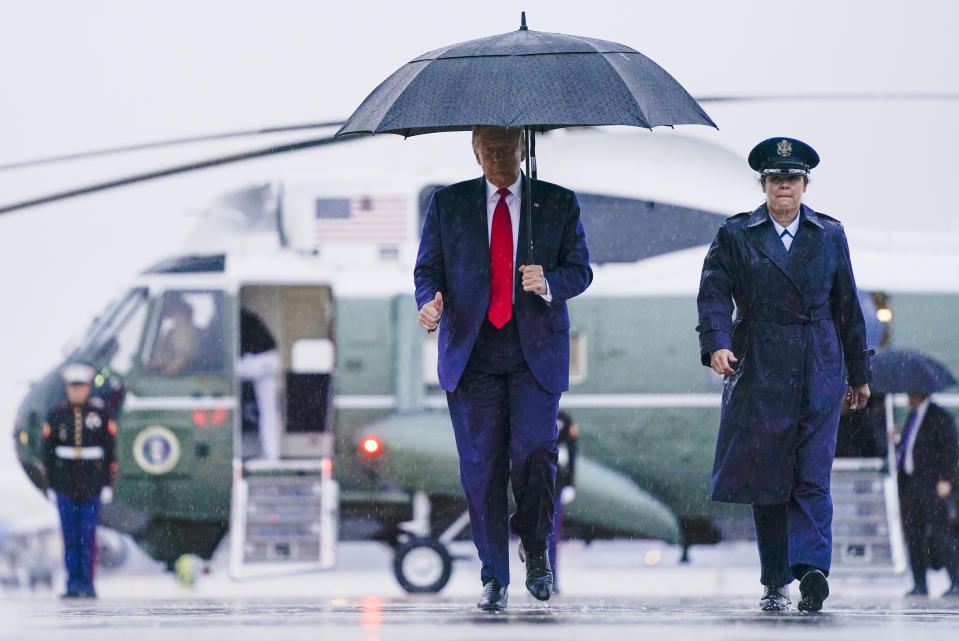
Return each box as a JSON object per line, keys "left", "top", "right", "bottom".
{"left": 870, "top": 349, "right": 957, "bottom": 394}
{"left": 336, "top": 12, "right": 716, "bottom": 264}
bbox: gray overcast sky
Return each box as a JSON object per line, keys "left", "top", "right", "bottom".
{"left": 1, "top": 0, "right": 956, "bottom": 158}
{"left": 0, "top": 0, "right": 957, "bottom": 379}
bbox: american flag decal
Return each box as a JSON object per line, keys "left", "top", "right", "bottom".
{"left": 314, "top": 194, "right": 409, "bottom": 246}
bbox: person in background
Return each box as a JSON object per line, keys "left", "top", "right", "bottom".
{"left": 548, "top": 410, "right": 578, "bottom": 594}
{"left": 146, "top": 298, "right": 198, "bottom": 376}
{"left": 237, "top": 308, "right": 283, "bottom": 461}
{"left": 896, "top": 392, "right": 959, "bottom": 597}
{"left": 836, "top": 392, "right": 887, "bottom": 458}
{"left": 42, "top": 363, "right": 116, "bottom": 599}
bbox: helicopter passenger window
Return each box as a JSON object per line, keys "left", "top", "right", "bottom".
{"left": 142, "top": 291, "right": 225, "bottom": 376}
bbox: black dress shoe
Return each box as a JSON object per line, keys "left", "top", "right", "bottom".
{"left": 759, "top": 585, "right": 791, "bottom": 612}
{"left": 518, "top": 543, "right": 553, "bottom": 601}
{"left": 905, "top": 585, "right": 928, "bottom": 597}
{"left": 942, "top": 583, "right": 959, "bottom": 598}
{"left": 797, "top": 569, "right": 829, "bottom": 612}
{"left": 477, "top": 579, "right": 508, "bottom": 612}
{"left": 60, "top": 591, "right": 81, "bottom": 600}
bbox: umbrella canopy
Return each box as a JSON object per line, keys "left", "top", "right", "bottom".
{"left": 336, "top": 16, "right": 716, "bottom": 137}
{"left": 869, "top": 349, "right": 957, "bottom": 394}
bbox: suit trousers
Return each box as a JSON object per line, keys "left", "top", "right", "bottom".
{"left": 446, "top": 318, "right": 560, "bottom": 586}
{"left": 56, "top": 494, "right": 101, "bottom": 594}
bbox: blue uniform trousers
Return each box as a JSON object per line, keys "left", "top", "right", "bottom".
{"left": 447, "top": 318, "right": 560, "bottom": 586}
{"left": 751, "top": 350, "right": 841, "bottom": 588}
{"left": 56, "top": 494, "right": 101, "bottom": 595}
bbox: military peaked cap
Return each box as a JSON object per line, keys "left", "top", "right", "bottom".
{"left": 61, "top": 363, "right": 95, "bottom": 384}
{"left": 748, "top": 137, "right": 820, "bottom": 176}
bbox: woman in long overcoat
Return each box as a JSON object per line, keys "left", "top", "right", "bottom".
{"left": 697, "top": 137, "right": 872, "bottom": 613}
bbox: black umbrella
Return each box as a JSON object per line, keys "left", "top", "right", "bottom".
{"left": 869, "top": 349, "right": 957, "bottom": 394}
{"left": 336, "top": 13, "right": 716, "bottom": 264}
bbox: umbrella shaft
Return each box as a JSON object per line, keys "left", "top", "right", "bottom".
{"left": 525, "top": 127, "right": 534, "bottom": 266}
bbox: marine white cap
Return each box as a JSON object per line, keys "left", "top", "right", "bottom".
{"left": 61, "top": 363, "right": 95, "bottom": 385}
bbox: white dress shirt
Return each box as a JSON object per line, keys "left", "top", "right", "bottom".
{"left": 485, "top": 175, "right": 551, "bottom": 303}
{"left": 769, "top": 213, "right": 800, "bottom": 251}
{"left": 902, "top": 398, "right": 930, "bottom": 476}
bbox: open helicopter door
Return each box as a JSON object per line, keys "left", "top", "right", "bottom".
{"left": 230, "top": 284, "right": 338, "bottom": 578}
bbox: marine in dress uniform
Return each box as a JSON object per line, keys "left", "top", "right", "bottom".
{"left": 697, "top": 138, "right": 872, "bottom": 612}
{"left": 415, "top": 125, "right": 591, "bottom": 611}
{"left": 896, "top": 393, "right": 959, "bottom": 597}
{"left": 42, "top": 363, "right": 117, "bottom": 599}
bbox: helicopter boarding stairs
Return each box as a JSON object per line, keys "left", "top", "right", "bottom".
{"left": 830, "top": 396, "right": 907, "bottom": 575}
{"left": 230, "top": 336, "right": 339, "bottom": 578}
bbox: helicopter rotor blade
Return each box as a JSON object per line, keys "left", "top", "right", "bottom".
{"left": 0, "top": 133, "right": 358, "bottom": 216}
{"left": 0, "top": 121, "right": 346, "bottom": 172}
{"left": 4, "top": 92, "right": 957, "bottom": 216}
{"left": 696, "top": 92, "right": 959, "bottom": 103}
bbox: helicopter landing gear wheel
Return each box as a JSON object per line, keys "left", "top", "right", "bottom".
{"left": 393, "top": 538, "right": 452, "bottom": 593}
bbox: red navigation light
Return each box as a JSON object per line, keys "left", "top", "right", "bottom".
{"left": 361, "top": 437, "right": 382, "bottom": 456}
{"left": 210, "top": 408, "right": 230, "bottom": 426}
{"left": 191, "top": 408, "right": 229, "bottom": 427}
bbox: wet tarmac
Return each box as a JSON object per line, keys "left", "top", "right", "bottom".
{"left": 5, "top": 541, "right": 959, "bottom": 640}
{"left": 7, "top": 595, "right": 959, "bottom": 641}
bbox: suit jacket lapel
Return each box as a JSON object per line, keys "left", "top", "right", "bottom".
{"left": 461, "top": 176, "right": 490, "bottom": 285}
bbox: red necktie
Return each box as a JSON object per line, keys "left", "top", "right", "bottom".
{"left": 488, "top": 188, "right": 513, "bottom": 328}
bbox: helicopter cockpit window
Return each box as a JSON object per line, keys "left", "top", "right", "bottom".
{"left": 142, "top": 290, "right": 224, "bottom": 376}
{"left": 105, "top": 292, "right": 149, "bottom": 375}
{"left": 73, "top": 288, "right": 149, "bottom": 370}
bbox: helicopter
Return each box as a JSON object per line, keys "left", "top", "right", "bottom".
{"left": 8, "top": 120, "right": 959, "bottom": 592}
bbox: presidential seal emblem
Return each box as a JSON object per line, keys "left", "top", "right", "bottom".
{"left": 777, "top": 139, "right": 792, "bottom": 157}
{"left": 132, "top": 425, "right": 181, "bottom": 475}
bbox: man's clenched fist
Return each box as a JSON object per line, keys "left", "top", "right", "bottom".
{"left": 519, "top": 264, "right": 547, "bottom": 296}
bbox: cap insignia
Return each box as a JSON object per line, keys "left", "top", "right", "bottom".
{"left": 777, "top": 139, "right": 792, "bottom": 157}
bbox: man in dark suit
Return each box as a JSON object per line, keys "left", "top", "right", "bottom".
{"left": 415, "top": 125, "right": 591, "bottom": 611}
{"left": 897, "top": 392, "right": 959, "bottom": 597}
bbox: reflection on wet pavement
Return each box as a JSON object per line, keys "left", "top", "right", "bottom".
{"left": 6, "top": 596, "right": 959, "bottom": 641}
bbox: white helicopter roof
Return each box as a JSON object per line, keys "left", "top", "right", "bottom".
{"left": 151, "top": 128, "right": 958, "bottom": 300}
{"left": 586, "top": 229, "right": 959, "bottom": 297}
